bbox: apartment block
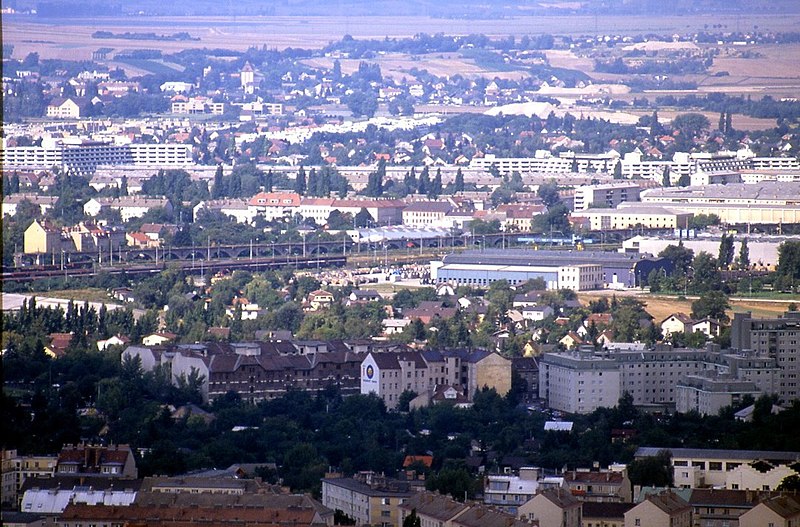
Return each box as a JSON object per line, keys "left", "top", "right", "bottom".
{"left": 321, "top": 472, "right": 416, "bottom": 527}
{"left": 539, "top": 345, "right": 746, "bottom": 414}
{"left": 731, "top": 311, "right": 800, "bottom": 402}
{"left": 573, "top": 183, "right": 640, "bottom": 212}
{"left": 1, "top": 450, "right": 57, "bottom": 508}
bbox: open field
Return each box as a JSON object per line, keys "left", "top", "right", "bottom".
{"left": 302, "top": 53, "right": 530, "bottom": 82}
{"left": 578, "top": 291, "right": 798, "bottom": 323}
{"left": 6, "top": 13, "right": 800, "bottom": 61}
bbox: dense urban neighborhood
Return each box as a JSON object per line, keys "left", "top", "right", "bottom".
{"left": 3, "top": 2, "right": 800, "bottom": 527}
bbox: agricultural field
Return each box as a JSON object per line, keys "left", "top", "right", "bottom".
{"left": 302, "top": 52, "right": 531, "bottom": 82}
{"left": 578, "top": 291, "right": 797, "bottom": 324}
{"left": 5, "top": 13, "right": 800, "bottom": 61}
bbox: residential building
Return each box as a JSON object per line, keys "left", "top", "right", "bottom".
{"left": 563, "top": 469, "right": 632, "bottom": 503}
{"left": 572, "top": 206, "right": 693, "bottom": 231}
{"left": 687, "top": 488, "right": 763, "bottom": 527}
{"left": 21, "top": 477, "right": 140, "bottom": 516}
{"left": 193, "top": 199, "right": 256, "bottom": 224}
{"left": 123, "top": 340, "right": 368, "bottom": 404}
{"left": 731, "top": 311, "right": 800, "bottom": 402}
{"left": 624, "top": 491, "right": 691, "bottom": 527}
{"left": 170, "top": 96, "right": 225, "bottom": 115}
{"left": 484, "top": 467, "right": 541, "bottom": 515}
{"left": 573, "top": 183, "right": 640, "bottom": 212}
{"left": 360, "top": 349, "right": 512, "bottom": 410}
{"left": 0, "top": 140, "right": 191, "bottom": 176}
{"left": 661, "top": 313, "right": 695, "bottom": 339}
{"left": 634, "top": 447, "right": 800, "bottom": 490}
{"left": 452, "top": 505, "right": 532, "bottom": 527}
{"left": 739, "top": 494, "right": 800, "bottom": 527}
{"left": 45, "top": 97, "right": 90, "bottom": 119}
{"left": 321, "top": 472, "right": 415, "bottom": 527}
{"left": 398, "top": 491, "right": 469, "bottom": 527}
{"left": 84, "top": 196, "right": 173, "bottom": 222}
{"left": 2, "top": 194, "right": 58, "bottom": 217}
{"left": 675, "top": 375, "right": 761, "bottom": 416}
{"left": 23, "top": 219, "right": 66, "bottom": 255}
{"left": 581, "top": 502, "right": 633, "bottom": 527}
{"left": 55, "top": 444, "right": 138, "bottom": 479}
{"left": 1, "top": 450, "right": 57, "bottom": 508}
{"left": 248, "top": 192, "right": 301, "bottom": 221}
{"left": 306, "top": 290, "right": 335, "bottom": 311}
{"left": 402, "top": 201, "right": 454, "bottom": 227}
{"left": 518, "top": 488, "right": 582, "bottom": 527}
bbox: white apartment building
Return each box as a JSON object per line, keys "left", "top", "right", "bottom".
{"left": 572, "top": 183, "right": 640, "bottom": 211}
{"left": 470, "top": 152, "right": 619, "bottom": 175}
{"left": 557, "top": 264, "right": 604, "bottom": 291}
{"left": 539, "top": 346, "right": 738, "bottom": 414}
{"left": 538, "top": 351, "right": 622, "bottom": 414}
{"left": 675, "top": 375, "right": 761, "bottom": 416}
{"left": 0, "top": 140, "right": 191, "bottom": 176}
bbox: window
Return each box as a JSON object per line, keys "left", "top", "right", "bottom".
{"left": 635, "top": 519, "right": 641, "bottom": 526}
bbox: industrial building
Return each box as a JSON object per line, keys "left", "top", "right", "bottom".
{"left": 432, "top": 249, "right": 670, "bottom": 290}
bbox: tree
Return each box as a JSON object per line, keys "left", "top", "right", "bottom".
{"left": 718, "top": 233, "right": 735, "bottom": 269}
{"left": 430, "top": 168, "right": 442, "bottom": 198}
{"left": 417, "top": 167, "right": 430, "bottom": 195}
{"left": 537, "top": 180, "right": 561, "bottom": 207}
{"left": 403, "top": 509, "right": 422, "bottom": 527}
{"left": 691, "top": 291, "right": 730, "bottom": 324}
{"left": 628, "top": 450, "right": 673, "bottom": 487}
{"left": 354, "top": 208, "right": 372, "bottom": 228}
{"left": 691, "top": 251, "right": 721, "bottom": 293}
{"left": 659, "top": 243, "right": 694, "bottom": 276}
{"left": 777, "top": 241, "right": 800, "bottom": 280}
{"left": 736, "top": 237, "right": 750, "bottom": 270}
{"left": 364, "top": 160, "right": 385, "bottom": 197}
{"left": 212, "top": 165, "right": 225, "bottom": 198}
{"left": 453, "top": 168, "right": 464, "bottom": 193}
{"left": 294, "top": 166, "right": 306, "bottom": 195}
{"left": 661, "top": 166, "right": 671, "bottom": 187}
{"left": 672, "top": 113, "right": 711, "bottom": 138}
{"left": 613, "top": 161, "right": 623, "bottom": 180}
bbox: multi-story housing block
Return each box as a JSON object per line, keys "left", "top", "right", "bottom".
{"left": 321, "top": 472, "right": 416, "bottom": 527}
{"left": 1, "top": 450, "right": 57, "bottom": 508}
{"left": 573, "top": 183, "right": 640, "bottom": 212}
{"left": 539, "top": 345, "right": 740, "bottom": 414}
{"left": 732, "top": 311, "right": 800, "bottom": 402}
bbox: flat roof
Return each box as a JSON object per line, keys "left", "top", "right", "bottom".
{"left": 635, "top": 447, "right": 800, "bottom": 461}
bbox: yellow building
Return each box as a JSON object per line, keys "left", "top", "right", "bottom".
{"left": 23, "top": 219, "right": 64, "bottom": 255}
{"left": 1, "top": 449, "right": 57, "bottom": 508}
{"left": 573, "top": 206, "right": 693, "bottom": 231}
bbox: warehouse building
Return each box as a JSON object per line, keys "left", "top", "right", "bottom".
{"left": 432, "top": 249, "right": 670, "bottom": 290}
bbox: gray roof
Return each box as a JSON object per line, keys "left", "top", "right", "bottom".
{"left": 635, "top": 447, "right": 800, "bottom": 462}
{"left": 321, "top": 477, "right": 414, "bottom": 497}
{"left": 443, "top": 248, "right": 659, "bottom": 267}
